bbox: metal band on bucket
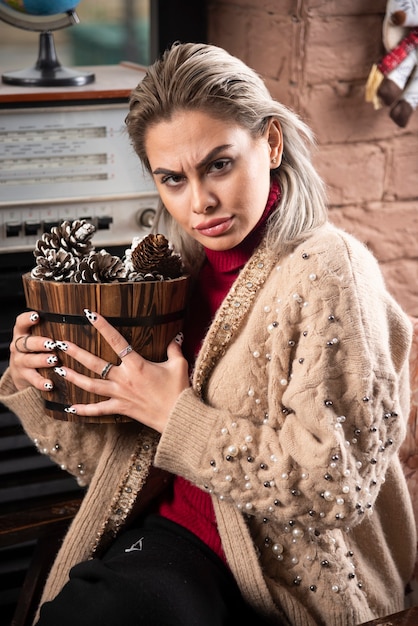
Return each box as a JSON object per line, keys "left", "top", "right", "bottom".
{"left": 34, "top": 309, "right": 187, "bottom": 327}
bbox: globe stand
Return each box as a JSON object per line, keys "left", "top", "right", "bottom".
{"left": 2, "top": 30, "right": 95, "bottom": 87}
{"left": 0, "top": 5, "right": 95, "bottom": 87}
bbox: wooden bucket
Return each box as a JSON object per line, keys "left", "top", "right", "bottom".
{"left": 22, "top": 273, "right": 190, "bottom": 423}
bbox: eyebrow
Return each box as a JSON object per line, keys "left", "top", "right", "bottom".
{"left": 152, "top": 144, "right": 233, "bottom": 176}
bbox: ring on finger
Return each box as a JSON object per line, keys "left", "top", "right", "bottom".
{"left": 14, "top": 335, "right": 31, "bottom": 354}
{"left": 118, "top": 345, "right": 133, "bottom": 359}
{"left": 100, "top": 362, "right": 114, "bottom": 380}
{"left": 22, "top": 335, "right": 32, "bottom": 352}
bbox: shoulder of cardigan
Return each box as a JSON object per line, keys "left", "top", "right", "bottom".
{"left": 191, "top": 222, "right": 360, "bottom": 398}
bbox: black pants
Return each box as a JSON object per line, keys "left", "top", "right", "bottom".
{"left": 36, "top": 515, "right": 271, "bottom": 626}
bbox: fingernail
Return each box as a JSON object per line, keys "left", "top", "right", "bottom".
{"left": 84, "top": 309, "right": 97, "bottom": 322}
{"left": 30, "top": 312, "right": 39, "bottom": 322}
{"left": 54, "top": 367, "right": 66, "bottom": 377}
{"left": 55, "top": 341, "right": 68, "bottom": 352}
{"left": 64, "top": 406, "right": 77, "bottom": 414}
{"left": 44, "top": 382, "right": 54, "bottom": 390}
{"left": 44, "top": 340, "right": 57, "bottom": 351}
{"left": 175, "top": 332, "right": 184, "bottom": 345}
{"left": 47, "top": 355, "right": 58, "bottom": 364}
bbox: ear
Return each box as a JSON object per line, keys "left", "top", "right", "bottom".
{"left": 266, "top": 118, "right": 283, "bottom": 169}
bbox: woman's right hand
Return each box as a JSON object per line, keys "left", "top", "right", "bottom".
{"left": 9, "top": 311, "right": 58, "bottom": 392}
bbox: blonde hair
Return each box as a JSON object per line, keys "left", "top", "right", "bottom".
{"left": 126, "top": 42, "right": 327, "bottom": 270}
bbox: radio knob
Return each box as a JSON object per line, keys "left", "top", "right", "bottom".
{"left": 137, "top": 208, "right": 156, "bottom": 228}
{"left": 97, "top": 216, "right": 113, "bottom": 230}
{"left": 43, "top": 220, "right": 60, "bottom": 232}
{"left": 24, "top": 220, "right": 41, "bottom": 236}
{"left": 6, "top": 221, "right": 22, "bottom": 237}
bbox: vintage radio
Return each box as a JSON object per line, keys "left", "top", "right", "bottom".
{"left": 0, "top": 63, "right": 158, "bottom": 255}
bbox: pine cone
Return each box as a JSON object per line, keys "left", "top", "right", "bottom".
{"left": 74, "top": 249, "right": 127, "bottom": 283}
{"left": 130, "top": 234, "right": 183, "bottom": 279}
{"left": 34, "top": 220, "right": 96, "bottom": 261}
{"left": 31, "top": 249, "right": 79, "bottom": 282}
{"left": 126, "top": 270, "right": 165, "bottom": 282}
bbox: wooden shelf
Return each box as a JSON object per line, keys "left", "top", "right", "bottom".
{"left": 0, "top": 62, "right": 147, "bottom": 104}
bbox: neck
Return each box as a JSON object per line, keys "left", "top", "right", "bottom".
{"left": 182, "top": 180, "right": 281, "bottom": 362}
{"left": 204, "top": 179, "right": 281, "bottom": 273}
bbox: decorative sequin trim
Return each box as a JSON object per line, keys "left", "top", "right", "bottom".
{"left": 194, "top": 244, "right": 277, "bottom": 397}
{"left": 90, "top": 428, "right": 159, "bottom": 555}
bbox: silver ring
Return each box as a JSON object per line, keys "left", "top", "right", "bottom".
{"left": 118, "top": 345, "right": 133, "bottom": 359}
{"left": 14, "top": 335, "right": 31, "bottom": 354}
{"left": 23, "top": 335, "right": 31, "bottom": 351}
{"left": 100, "top": 362, "right": 114, "bottom": 380}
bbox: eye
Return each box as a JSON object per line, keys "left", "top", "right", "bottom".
{"left": 209, "top": 159, "right": 231, "bottom": 174}
{"left": 160, "top": 173, "right": 184, "bottom": 187}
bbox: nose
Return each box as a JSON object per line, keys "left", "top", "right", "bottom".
{"left": 190, "top": 180, "right": 216, "bottom": 215}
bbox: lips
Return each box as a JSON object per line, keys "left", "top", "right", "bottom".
{"left": 194, "top": 216, "right": 233, "bottom": 237}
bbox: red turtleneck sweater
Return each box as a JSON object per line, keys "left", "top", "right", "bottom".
{"left": 158, "top": 181, "right": 280, "bottom": 561}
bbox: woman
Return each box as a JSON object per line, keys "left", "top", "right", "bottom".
{"left": 1, "top": 43, "right": 415, "bottom": 626}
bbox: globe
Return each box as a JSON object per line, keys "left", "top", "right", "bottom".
{"left": 0, "top": 0, "right": 80, "bottom": 16}
{"left": 0, "top": 0, "right": 95, "bottom": 86}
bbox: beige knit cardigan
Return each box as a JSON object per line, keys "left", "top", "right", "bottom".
{"left": 1, "top": 223, "right": 415, "bottom": 626}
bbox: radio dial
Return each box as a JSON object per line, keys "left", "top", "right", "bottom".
{"left": 137, "top": 208, "right": 156, "bottom": 229}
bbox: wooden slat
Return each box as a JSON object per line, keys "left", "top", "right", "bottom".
{"left": 0, "top": 494, "right": 82, "bottom": 547}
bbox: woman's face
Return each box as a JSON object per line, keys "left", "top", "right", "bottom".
{"left": 145, "top": 109, "right": 282, "bottom": 251}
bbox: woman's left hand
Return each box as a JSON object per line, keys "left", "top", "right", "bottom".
{"left": 54, "top": 310, "right": 190, "bottom": 433}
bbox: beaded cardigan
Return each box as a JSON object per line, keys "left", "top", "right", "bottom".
{"left": 0, "top": 222, "right": 415, "bottom": 626}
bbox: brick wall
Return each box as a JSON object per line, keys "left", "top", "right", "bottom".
{"left": 207, "top": 0, "right": 418, "bottom": 316}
